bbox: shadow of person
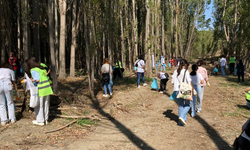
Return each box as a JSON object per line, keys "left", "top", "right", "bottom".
{"left": 163, "top": 109, "right": 178, "bottom": 124}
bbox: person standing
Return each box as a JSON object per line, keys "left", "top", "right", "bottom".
{"left": 160, "top": 56, "right": 165, "bottom": 71}
{"left": 0, "top": 63, "right": 18, "bottom": 126}
{"left": 236, "top": 59, "right": 245, "bottom": 84}
{"left": 8, "top": 52, "right": 18, "bottom": 78}
{"left": 229, "top": 56, "right": 236, "bottom": 75}
{"left": 113, "top": 59, "right": 123, "bottom": 81}
{"left": 22, "top": 58, "right": 53, "bottom": 126}
{"left": 197, "top": 60, "right": 209, "bottom": 113}
{"left": 234, "top": 118, "right": 250, "bottom": 150}
{"left": 135, "top": 55, "right": 147, "bottom": 88}
{"left": 101, "top": 58, "right": 113, "bottom": 97}
{"left": 220, "top": 55, "right": 227, "bottom": 77}
{"left": 171, "top": 59, "right": 192, "bottom": 126}
{"left": 190, "top": 64, "right": 204, "bottom": 117}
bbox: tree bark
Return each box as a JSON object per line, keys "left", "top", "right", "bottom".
{"left": 48, "top": 0, "right": 58, "bottom": 93}
{"left": 17, "top": 0, "right": 21, "bottom": 61}
{"left": 175, "top": 0, "right": 179, "bottom": 57}
{"left": 132, "top": 0, "right": 138, "bottom": 64}
{"left": 70, "top": 0, "right": 77, "bottom": 77}
{"left": 22, "top": 0, "right": 29, "bottom": 60}
{"left": 54, "top": 0, "right": 59, "bottom": 71}
{"left": 120, "top": 2, "right": 125, "bottom": 68}
{"left": 59, "top": 0, "right": 67, "bottom": 78}
{"left": 161, "top": 0, "right": 165, "bottom": 58}
{"left": 32, "top": 0, "right": 40, "bottom": 61}
{"left": 145, "top": 0, "right": 151, "bottom": 77}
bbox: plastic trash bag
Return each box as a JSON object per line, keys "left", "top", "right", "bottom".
{"left": 235, "top": 68, "right": 237, "bottom": 75}
{"left": 169, "top": 91, "right": 177, "bottom": 101}
{"left": 227, "top": 65, "right": 230, "bottom": 71}
{"left": 134, "top": 66, "right": 137, "bottom": 71}
{"left": 169, "top": 63, "right": 171, "bottom": 67}
{"left": 151, "top": 78, "right": 159, "bottom": 90}
{"left": 213, "top": 67, "right": 218, "bottom": 73}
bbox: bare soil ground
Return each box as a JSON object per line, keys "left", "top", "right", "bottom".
{"left": 0, "top": 65, "right": 249, "bottom": 150}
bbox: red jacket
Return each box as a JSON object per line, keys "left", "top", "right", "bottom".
{"left": 9, "top": 57, "right": 18, "bottom": 70}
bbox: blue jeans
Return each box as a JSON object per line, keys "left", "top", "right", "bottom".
{"left": 104, "top": 77, "right": 112, "bottom": 94}
{"left": 161, "top": 64, "right": 165, "bottom": 71}
{"left": 156, "top": 66, "right": 159, "bottom": 71}
{"left": 191, "top": 85, "right": 202, "bottom": 117}
{"left": 137, "top": 72, "right": 145, "bottom": 86}
{"left": 197, "top": 86, "right": 204, "bottom": 112}
{"left": 176, "top": 91, "right": 191, "bottom": 126}
{"left": 221, "top": 66, "right": 226, "bottom": 76}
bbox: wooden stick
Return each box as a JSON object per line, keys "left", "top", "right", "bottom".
{"left": 49, "top": 114, "right": 100, "bottom": 120}
{"left": 45, "top": 120, "right": 77, "bottom": 134}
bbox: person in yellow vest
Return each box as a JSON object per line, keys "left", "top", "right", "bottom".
{"left": 113, "top": 59, "right": 123, "bottom": 81}
{"left": 229, "top": 56, "right": 236, "bottom": 75}
{"left": 23, "top": 58, "right": 53, "bottom": 126}
{"left": 245, "top": 87, "right": 250, "bottom": 108}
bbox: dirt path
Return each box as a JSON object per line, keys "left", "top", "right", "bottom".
{"left": 0, "top": 70, "right": 249, "bottom": 150}
{"left": 62, "top": 73, "right": 248, "bottom": 150}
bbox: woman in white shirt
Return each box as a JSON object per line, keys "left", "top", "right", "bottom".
{"left": 171, "top": 59, "right": 192, "bottom": 126}
{"left": 0, "top": 62, "right": 18, "bottom": 126}
{"left": 135, "top": 55, "right": 147, "bottom": 88}
{"left": 190, "top": 64, "right": 204, "bottom": 117}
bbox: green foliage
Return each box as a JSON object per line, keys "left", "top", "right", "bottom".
{"left": 77, "top": 119, "right": 95, "bottom": 127}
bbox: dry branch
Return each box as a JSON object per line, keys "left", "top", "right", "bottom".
{"left": 49, "top": 114, "right": 100, "bottom": 120}
{"left": 45, "top": 120, "right": 77, "bottom": 134}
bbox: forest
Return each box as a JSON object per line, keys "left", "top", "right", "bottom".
{"left": 0, "top": 0, "right": 250, "bottom": 97}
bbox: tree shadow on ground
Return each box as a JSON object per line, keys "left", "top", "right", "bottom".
{"left": 194, "top": 115, "right": 232, "bottom": 149}
{"left": 89, "top": 98, "right": 155, "bottom": 150}
{"left": 163, "top": 110, "right": 178, "bottom": 124}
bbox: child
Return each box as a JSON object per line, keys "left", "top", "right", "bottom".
{"left": 170, "top": 58, "right": 174, "bottom": 67}
{"left": 237, "top": 59, "right": 245, "bottom": 84}
{"left": 156, "top": 72, "right": 169, "bottom": 94}
{"left": 190, "top": 64, "right": 204, "bottom": 117}
{"left": 156, "top": 61, "right": 159, "bottom": 71}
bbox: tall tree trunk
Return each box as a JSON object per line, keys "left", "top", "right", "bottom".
{"left": 145, "top": 0, "right": 151, "bottom": 76}
{"left": 32, "top": 0, "right": 40, "bottom": 61}
{"left": 108, "top": 0, "right": 112, "bottom": 65}
{"left": 22, "top": 0, "right": 29, "bottom": 60}
{"left": 70, "top": 0, "right": 77, "bottom": 77}
{"left": 175, "top": 0, "right": 179, "bottom": 57}
{"left": 83, "top": 1, "right": 94, "bottom": 98}
{"left": 120, "top": 2, "right": 125, "bottom": 68}
{"left": 48, "top": 0, "right": 58, "bottom": 93}
{"left": 161, "top": 0, "right": 165, "bottom": 58}
{"left": 89, "top": 2, "right": 95, "bottom": 90}
{"left": 125, "top": 0, "right": 131, "bottom": 71}
{"left": 17, "top": 0, "right": 21, "bottom": 61}
{"left": 58, "top": 0, "right": 66, "bottom": 78}
{"left": 132, "top": 0, "right": 138, "bottom": 64}
{"left": 156, "top": 0, "right": 160, "bottom": 56}
{"left": 0, "top": 9, "right": 5, "bottom": 64}
{"left": 54, "top": 0, "right": 59, "bottom": 71}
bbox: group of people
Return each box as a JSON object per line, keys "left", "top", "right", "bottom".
{"left": 214, "top": 55, "right": 246, "bottom": 84}
{"left": 0, "top": 55, "right": 53, "bottom": 126}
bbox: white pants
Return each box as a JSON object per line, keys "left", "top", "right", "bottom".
{"left": 0, "top": 79, "right": 15, "bottom": 123}
{"left": 34, "top": 95, "right": 50, "bottom": 123}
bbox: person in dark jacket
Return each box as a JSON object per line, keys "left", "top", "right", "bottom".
{"left": 236, "top": 59, "right": 245, "bottom": 84}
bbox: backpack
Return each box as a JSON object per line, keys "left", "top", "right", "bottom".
{"left": 165, "top": 73, "right": 169, "bottom": 80}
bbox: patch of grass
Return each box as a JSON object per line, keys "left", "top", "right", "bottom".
{"left": 77, "top": 119, "right": 95, "bottom": 127}
{"left": 83, "top": 110, "right": 89, "bottom": 115}
{"left": 165, "top": 68, "right": 171, "bottom": 71}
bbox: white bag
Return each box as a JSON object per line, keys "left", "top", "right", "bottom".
{"left": 176, "top": 69, "right": 193, "bottom": 100}
{"left": 30, "top": 87, "right": 39, "bottom": 108}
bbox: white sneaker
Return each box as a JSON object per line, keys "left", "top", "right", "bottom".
{"left": 143, "top": 83, "right": 147, "bottom": 87}
{"left": 159, "top": 91, "right": 163, "bottom": 94}
{"left": 179, "top": 117, "right": 186, "bottom": 126}
{"left": 11, "top": 119, "right": 16, "bottom": 124}
{"left": 45, "top": 120, "right": 48, "bottom": 125}
{"left": 32, "top": 120, "right": 45, "bottom": 126}
{"left": 138, "top": 85, "right": 141, "bottom": 88}
{"left": 103, "top": 94, "right": 108, "bottom": 98}
{"left": 110, "top": 93, "right": 112, "bottom": 96}
{"left": 1, "top": 122, "right": 7, "bottom": 126}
